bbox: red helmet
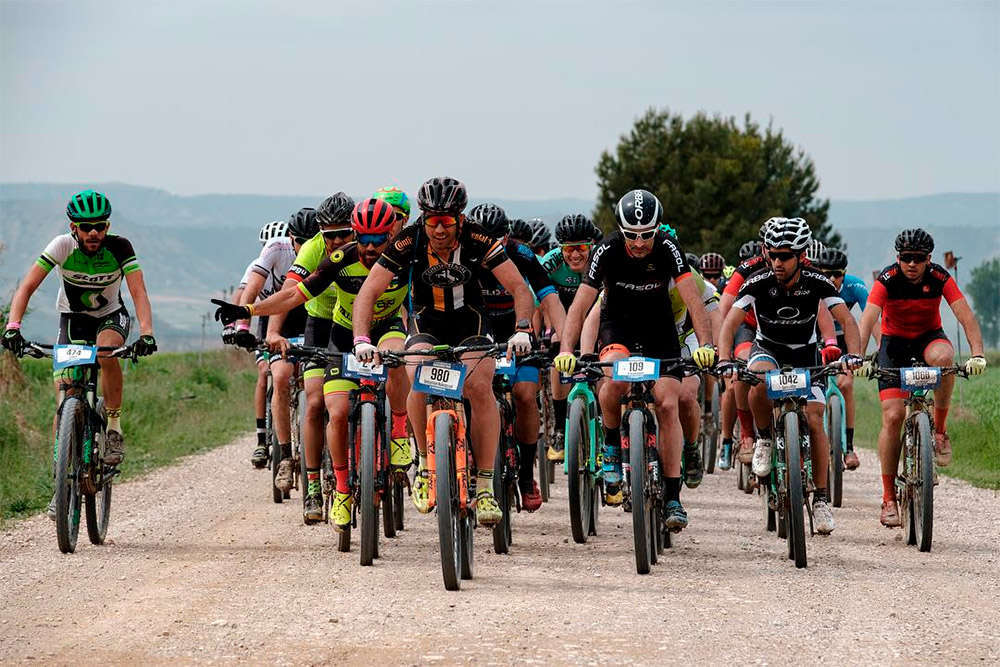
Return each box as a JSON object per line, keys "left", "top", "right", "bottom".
{"left": 351, "top": 197, "right": 395, "bottom": 234}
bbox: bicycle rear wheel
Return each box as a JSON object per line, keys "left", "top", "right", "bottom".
{"left": 55, "top": 397, "right": 85, "bottom": 554}
{"left": 784, "top": 417, "right": 807, "bottom": 568}
{"left": 492, "top": 435, "right": 512, "bottom": 554}
{"left": 85, "top": 399, "right": 112, "bottom": 545}
{"left": 627, "top": 411, "right": 653, "bottom": 575}
{"left": 909, "top": 412, "right": 934, "bottom": 552}
{"left": 827, "top": 394, "right": 844, "bottom": 508}
{"left": 360, "top": 402, "right": 379, "bottom": 566}
{"left": 434, "top": 412, "right": 462, "bottom": 590}
{"left": 566, "top": 398, "right": 589, "bottom": 544}
{"left": 266, "top": 382, "right": 283, "bottom": 504}
{"left": 703, "top": 384, "right": 720, "bottom": 474}
{"left": 537, "top": 427, "right": 550, "bottom": 502}
{"left": 392, "top": 474, "right": 405, "bottom": 531}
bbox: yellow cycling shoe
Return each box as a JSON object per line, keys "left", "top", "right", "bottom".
{"left": 412, "top": 470, "right": 432, "bottom": 514}
{"left": 390, "top": 438, "right": 412, "bottom": 469}
{"left": 474, "top": 489, "right": 502, "bottom": 527}
{"left": 604, "top": 483, "right": 624, "bottom": 507}
{"left": 332, "top": 491, "right": 352, "bottom": 533}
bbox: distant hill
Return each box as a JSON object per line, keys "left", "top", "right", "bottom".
{"left": 2, "top": 183, "right": 997, "bottom": 350}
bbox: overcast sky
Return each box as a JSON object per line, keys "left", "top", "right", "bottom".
{"left": 2, "top": 0, "right": 998, "bottom": 202}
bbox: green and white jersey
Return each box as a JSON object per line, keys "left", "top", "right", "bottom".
{"left": 37, "top": 234, "right": 141, "bottom": 317}
{"left": 540, "top": 247, "right": 583, "bottom": 309}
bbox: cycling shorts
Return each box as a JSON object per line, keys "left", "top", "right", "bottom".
{"left": 748, "top": 340, "right": 824, "bottom": 404}
{"left": 734, "top": 322, "right": 756, "bottom": 359}
{"left": 405, "top": 305, "right": 492, "bottom": 349}
{"left": 303, "top": 315, "right": 333, "bottom": 380}
{"left": 876, "top": 328, "right": 949, "bottom": 399}
{"left": 55, "top": 307, "right": 131, "bottom": 382}
{"left": 323, "top": 318, "right": 406, "bottom": 395}
{"left": 598, "top": 317, "right": 683, "bottom": 381}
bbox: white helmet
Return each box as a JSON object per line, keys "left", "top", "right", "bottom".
{"left": 759, "top": 216, "right": 785, "bottom": 240}
{"left": 258, "top": 220, "right": 287, "bottom": 245}
{"left": 806, "top": 238, "right": 827, "bottom": 264}
{"left": 763, "top": 217, "right": 811, "bottom": 251}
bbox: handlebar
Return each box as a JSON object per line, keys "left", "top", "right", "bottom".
{"left": 717, "top": 360, "right": 845, "bottom": 386}
{"left": 20, "top": 341, "right": 140, "bottom": 362}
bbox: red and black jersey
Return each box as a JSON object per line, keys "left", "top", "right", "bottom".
{"left": 723, "top": 254, "right": 767, "bottom": 328}
{"left": 868, "top": 262, "right": 963, "bottom": 339}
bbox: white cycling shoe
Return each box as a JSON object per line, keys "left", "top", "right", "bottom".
{"left": 752, "top": 438, "right": 773, "bottom": 478}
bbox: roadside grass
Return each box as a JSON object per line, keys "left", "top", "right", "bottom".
{"left": 853, "top": 366, "right": 1000, "bottom": 490}
{"left": 0, "top": 349, "right": 258, "bottom": 520}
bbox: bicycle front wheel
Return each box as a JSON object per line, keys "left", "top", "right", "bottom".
{"left": 827, "top": 394, "right": 844, "bottom": 508}
{"left": 360, "top": 402, "right": 379, "bottom": 566}
{"left": 909, "top": 412, "right": 934, "bottom": 552}
{"left": 434, "top": 412, "right": 462, "bottom": 590}
{"left": 628, "top": 411, "right": 653, "bottom": 575}
{"left": 784, "top": 416, "right": 807, "bottom": 569}
{"left": 566, "top": 398, "right": 589, "bottom": 544}
{"left": 55, "top": 397, "right": 85, "bottom": 554}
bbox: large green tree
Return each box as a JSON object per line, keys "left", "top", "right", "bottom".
{"left": 594, "top": 109, "right": 838, "bottom": 259}
{"left": 966, "top": 257, "right": 1000, "bottom": 349}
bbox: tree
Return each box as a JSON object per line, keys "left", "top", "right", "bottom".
{"left": 966, "top": 257, "right": 1000, "bottom": 349}
{"left": 594, "top": 109, "right": 838, "bottom": 260}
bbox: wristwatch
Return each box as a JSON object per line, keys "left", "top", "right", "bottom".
{"left": 515, "top": 319, "right": 532, "bottom": 332}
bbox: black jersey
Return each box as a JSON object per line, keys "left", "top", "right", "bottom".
{"left": 733, "top": 267, "right": 845, "bottom": 349}
{"left": 582, "top": 230, "right": 691, "bottom": 325}
{"left": 479, "top": 238, "right": 557, "bottom": 315}
{"left": 377, "top": 218, "right": 509, "bottom": 313}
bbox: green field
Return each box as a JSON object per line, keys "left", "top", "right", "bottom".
{"left": 0, "top": 349, "right": 258, "bottom": 519}
{"left": 853, "top": 366, "right": 1000, "bottom": 490}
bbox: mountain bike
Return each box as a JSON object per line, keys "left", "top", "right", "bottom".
{"left": 559, "top": 356, "right": 604, "bottom": 544}
{"left": 21, "top": 341, "right": 142, "bottom": 553}
{"left": 823, "top": 373, "right": 847, "bottom": 508}
{"left": 869, "top": 363, "right": 969, "bottom": 552}
{"left": 699, "top": 377, "right": 721, "bottom": 474}
{"left": 251, "top": 340, "right": 304, "bottom": 505}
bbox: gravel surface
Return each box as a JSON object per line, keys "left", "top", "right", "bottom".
{"left": 2, "top": 436, "right": 998, "bottom": 665}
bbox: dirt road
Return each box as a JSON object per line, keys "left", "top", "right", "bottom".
{"left": 2, "top": 435, "right": 998, "bottom": 664}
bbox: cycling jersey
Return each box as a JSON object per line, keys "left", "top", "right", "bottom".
{"left": 251, "top": 237, "right": 297, "bottom": 300}
{"left": 286, "top": 233, "right": 336, "bottom": 320}
{"left": 868, "top": 262, "right": 963, "bottom": 339}
{"left": 723, "top": 254, "right": 767, "bottom": 328}
{"left": 541, "top": 247, "right": 583, "bottom": 309}
{"left": 830, "top": 273, "right": 869, "bottom": 335}
{"left": 37, "top": 234, "right": 140, "bottom": 317}
{"left": 239, "top": 260, "right": 255, "bottom": 289}
{"left": 377, "top": 218, "right": 508, "bottom": 313}
{"left": 670, "top": 269, "right": 719, "bottom": 338}
{"left": 480, "top": 238, "right": 556, "bottom": 316}
{"left": 297, "top": 242, "right": 408, "bottom": 328}
{"left": 733, "top": 267, "right": 844, "bottom": 349}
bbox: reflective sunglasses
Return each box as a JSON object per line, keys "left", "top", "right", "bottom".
{"left": 768, "top": 251, "right": 797, "bottom": 262}
{"left": 322, "top": 228, "right": 354, "bottom": 240}
{"left": 424, "top": 215, "right": 459, "bottom": 229}
{"left": 357, "top": 232, "right": 390, "bottom": 247}
{"left": 823, "top": 269, "right": 846, "bottom": 278}
{"left": 561, "top": 243, "right": 592, "bottom": 253}
{"left": 621, "top": 228, "right": 656, "bottom": 241}
{"left": 393, "top": 208, "right": 409, "bottom": 224}
{"left": 75, "top": 221, "right": 109, "bottom": 233}
{"left": 898, "top": 253, "right": 928, "bottom": 264}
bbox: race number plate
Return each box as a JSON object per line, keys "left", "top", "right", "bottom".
{"left": 765, "top": 369, "right": 811, "bottom": 399}
{"left": 342, "top": 353, "right": 387, "bottom": 381}
{"left": 612, "top": 357, "right": 660, "bottom": 382}
{"left": 900, "top": 367, "right": 942, "bottom": 392}
{"left": 287, "top": 336, "right": 305, "bottom": 346}
{"left": 52, "top": 344, "right": 98, "bottom": 369}
{"left": 494, "top": 356, "right": 516, "bottom": 378}
{"left": 413, "top": 361, "right": 466, "bottom": 399}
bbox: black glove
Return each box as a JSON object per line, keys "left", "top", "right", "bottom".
{"left": 234, "top": 329, "right": 257, "bottom": 350}
{"left": 133, "top": 335, "right": 157, "bottom": 357}
{"left": 1, "top": 328, "right": 25, "bottom": 356}
{"left": 717, "top": 360, "right": 740, "bottom": 379}
{"left": 211, "top": 298, "right": 251, "bottom": 326}
{"left": 221, "top": 324, "right": 237, "bottom": 345}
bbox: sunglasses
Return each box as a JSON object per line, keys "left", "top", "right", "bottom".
{"left": 899, "top": 253, "right": 928, "bottom": 264}
{"left": 322, "top": 228, "right": 354, "bottom": 240}
{"left": 561, "top": 243, "right": 592, "bottom": 253}
{"left": 75, "top": 222, "right": 108, "bottom": 233}
{"left": 357, "top": 233, "right": 390, "bottom": 247}
{"left": 768, "top": 251, "right": 797, "bottom": 262}
{"left": 291, "top": 236, "right": 309, "bottom": 246}
{"left": 621, "top": 229, "right": 656, "bottom": 241}
{"left": 393, "top": 208, "right": 409, "bottom": 223}
{"left": 823, "top": 269, "right": 846, "bottom": 278}
{"left": 701, "top": 272, "right": 722, "bottom": 280}
{"left": 424, "top": 215, "right": 459, "bottom": 229}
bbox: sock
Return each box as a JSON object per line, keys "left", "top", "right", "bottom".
{"left": 722, "top": 437, "right": 733, "bottom": 455}
{"left": 737, "top": 409, "right": 755, "bottom": 438}
{"left": 280, "top": 442, "right": 292, "bottom": 459}
{"left": 518, "top": 441, "right": 537, "bottom": 487}
{"left": 418, "top": 453, "right": 428, "bottom": 470}
{"left": 683, "top": 439, "right": 697, "bottom": 452}
{"left": 881, "top": 474, "right": 895, "bottom": 503}
{"left": 476, "top": 470, "right": 494, "bottom": 496}
{"left": 934, "top": 407, "right": 949, "bottom": 433}
{"left": 665, "top": 477, "right": 681, "bottom": 503}
{"left": 553, "top": 398, "right": 567, "bottom": 426}
{"left": 306, "top": 467, "right": 321, "bottom": 495}
{"left": 846, "top": 427, "right": 855, "bottom": 450}
{"left": 391, "top": 411, "right": 408, "bottom": 439}
{"left": 106, "top": 407, "right": 122, "bottom": 434}
{"left": 814, "top": 488, "right": 829, "bottom": 504}
{"left": 256, "top": 418, "right": 266, "bottom": 446}
{"left": 334, "top": 465, "right": 349, "bottom": 493}
{"left": 603, "top": 426, "right": 620, "bottom": 450}
{"left": 757, "top": 426, "right": 772, "bottom": 441}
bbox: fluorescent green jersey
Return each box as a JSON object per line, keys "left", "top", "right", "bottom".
{"left": 286, "top": 233, "right": 336, "bottom": 320}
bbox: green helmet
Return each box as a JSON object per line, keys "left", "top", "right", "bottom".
{"left": 66, "top": 189, "right": 112, "bottom": 222}
{"left": 658, "top": 223, "right": 678, "bottom": 239}
{"left": 373, "top": 186, "right": 410, "bottom": 218}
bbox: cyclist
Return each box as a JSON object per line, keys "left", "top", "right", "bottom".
{"left": 528, "top": 219, "right": 554, "bottom": 257}
{"left": 468, "top": 203, "right": 567, "bottom": 511}
{"left": 815, "top": 246, "right": 870, "bottom": 470}
{"left": 717, "top": 218, "right": 862, "bottom": 535}
{"left": 352, "top": 177, "right": 537, "bottom": 528}
{"left": 373, "top": 186, "right": 411, "bottom": 236}
{"left": 855, "top": 228, "right": 986, "bottom": 527}
{"left": 509, "top": 218, "right": 533, "bottom": 244}
{"left": 541, "top": 214, "right": 601, "bottom": 462}
{"left": 699, "top": 252, "right": 726, "bottom": 291}
{"left": 2, "top": 190, "right": 157, "bottom": 516}
{"left": 555, "top": 189, "right": 717, "bottom": 530}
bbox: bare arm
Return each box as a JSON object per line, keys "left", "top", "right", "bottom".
{"left": 829, "top": 302, "right": 860, "bottom": 356}
{"left": 677, "top": 277, "right": 712, "bottom": 346}
{"left": 241, "top": 280, "right": 307, "bottom": 318}
{"left": 580, "top": 298, "right": 600, "bottom": 354}
{"left": 951, "top": 298, "right": 985, "bottom": 357}
{"left": 816, "top": 301, "right": 836, "bottom": 342}
{"left": 124, "top": 270, "right": 154, "bottom": 336}
{"left": 718, "top": 304, "right": 747, "bottom": 362}
{"left": 558, "top": 284, "right": 599, "bottom": 354}
{"left": 352, "top": 264, "right": 396, "bottom": 339}
{"left": 719, "top": 291, "right": 737, "bottom": 319}
{"left": 266, "top": 279, "right": 299, "bottom": 338}
{"left": 538, "top": 293, "right": 566, "bottom": 340}
{"left": 491, "top": 259, "right": 535, "bottom": 325}
{"left": 6, "top": 264, "right": 49, "bottom": 324}
{"left": 857, "top": 303, "right": 882, "bottom": 357}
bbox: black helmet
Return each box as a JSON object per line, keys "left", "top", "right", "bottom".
{"left": 555, "top": 214, "right": 595, "bottom": 244}
{"left": 417, "top": 176, "right": 467, "bottom": 215}
{"left": 66, "top": 189, "right": 111, "bottom": 222}
{"left": 738, "top": 240, "right": 763, "bottom": 260}
{"left": 509, "top": 218, "right": 532, "bottom": 242}
{"left": 467, "top": 203, "right": 509, "bottom": 238}
{"left": 817, "top": 247, "right": 848, "bottom": 271}
{"left": 894, "top": 228, "right": 934, "bottom": 253}
{"left": 316, "top": 192, "right": 355, "bottom": 227}
{"left": 685, "top": 252, "right": 700, "bottom": 268}
{"left": 287, "top": 207, "right": 318, "bottom": 239}
{"left": 614, "top": 189, "right": 662, "bottom": 231}
{"left": 699, "top": 252, "right": 726, "bottom": 273}
{"left": 528, "top": 219, "right": 552, "bottom": 249}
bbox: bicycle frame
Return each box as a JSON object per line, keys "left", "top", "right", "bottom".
{"left": 563, "top": 371, "right": 603, "bottom": 482}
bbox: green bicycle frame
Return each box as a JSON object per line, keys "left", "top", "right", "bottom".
{"left": 823, "top": 377, "right": 847, "bottom": 458}
{"left": 563, "top": 378, "right": 603, "bottom": 481}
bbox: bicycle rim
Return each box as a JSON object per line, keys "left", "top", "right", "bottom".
{"left": 360, "top": 402, "right": 378, "bottom": 566}
{"left": 55, "top": 397, "right": 85, "bottom": 554}
{"left": 628, "top": 411, "right": 652, "bottom": 574}
{"left": 434, "top": 413, "right": 461, "bottom": 590}
{"left": 913, "top": 412, "right": 934, "bottom": 552}
{"left": 784, "top": 416, "right": 807, "bottom": 568}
